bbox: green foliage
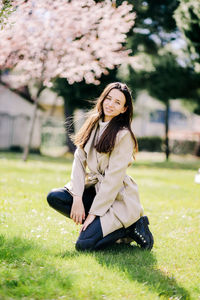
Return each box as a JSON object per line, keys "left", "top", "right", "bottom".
{"left": 137, "top": 136, "right": 163, "bottom": 152}
{"left": 143, "top": 53, "right": 200, "bottom": 104}
{"left": 174, "top": 0, "right": 200, "bottom": 114}
{"left": 174, "top": 0, "right": 200, "bottom": 63}
{"left": 117, "top": 0, "right": 179, "bottom": 55}
{"left": 170, "top": 139, "right": 197, "bottom": 155}
{"left": 137, "top": 136, "right": 198, "bottom": 155}
{"left": 128, "top": 51, "right": 200, "bottom": 159}
{"left": 0, "top": 152, "right": 200, "bottom": 299}
{"left": 0, "top": 0, "right": 13, "bottom": 29}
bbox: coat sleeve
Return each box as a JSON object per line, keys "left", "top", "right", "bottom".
{"left": 89, "top": 130, "right": 134, "bottom": 216}
{"left": 65, "top": 147, "right": 87, "bottom": 197}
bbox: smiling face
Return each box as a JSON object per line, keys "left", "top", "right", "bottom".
{"left": 102, "top": 88, "right": 127, "bottom": 122}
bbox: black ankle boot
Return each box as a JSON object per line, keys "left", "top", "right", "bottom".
{"left": 126, "top": 216, "right": 154, "bottom": 250}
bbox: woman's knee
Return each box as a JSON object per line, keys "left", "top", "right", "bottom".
{"left": 75, "top": 238, "right": 96, "bottom": 251}
{"left": 75, "top": 217, "right": 103, "bottom": 251}
{"left": 47, "top": 188, "right": 73, "bottom": 209}
{"left": 47, "top": 189, "right": 59, "bottom": 207}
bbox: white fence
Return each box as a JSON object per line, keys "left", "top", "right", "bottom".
{"left": 0, "top": 113, "right": 30, "bottom": 149}
{"left": 0, "top": 113, "right": 41, "bottom": 150}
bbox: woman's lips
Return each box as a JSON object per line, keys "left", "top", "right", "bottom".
{"left": 105, "top": 108, "right": 113, "bottom": 112}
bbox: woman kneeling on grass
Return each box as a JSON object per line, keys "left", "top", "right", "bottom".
{"left": 47, "top": 82, "right": 154, "bottom": 251}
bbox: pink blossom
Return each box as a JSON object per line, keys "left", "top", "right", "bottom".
{"left": 0, "top": 0, "right": 135, "bottom": 87}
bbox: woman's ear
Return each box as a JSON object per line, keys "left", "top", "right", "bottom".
{"left": 122, "top": 106, "right": 128, "bottom": 113}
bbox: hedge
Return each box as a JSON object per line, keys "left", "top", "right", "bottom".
{"left": 137, "top": 136, "right": 199, "bottom": 155}
{"left": 137, "top": 136, "right": 163, "bottom": 152}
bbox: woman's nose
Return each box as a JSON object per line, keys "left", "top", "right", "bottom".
{"left": 108, "top": 100, "right": 114, "bottom": 107}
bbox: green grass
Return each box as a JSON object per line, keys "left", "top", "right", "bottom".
{"left": 0, "top": 152, "right": 200, "bottom": 300}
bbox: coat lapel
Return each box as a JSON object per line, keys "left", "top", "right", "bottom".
{"left": 84, "top": 123, "right": 98, "bottom": 155}
{"left": 84, "top": 122, "right": 110, "bottom": 175}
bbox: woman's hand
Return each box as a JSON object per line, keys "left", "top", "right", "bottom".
{"left": 70, "top": 196, "right": 85, "bottom": 225}
{"left": 81, "top": 214, "right": 96, "bottom": 232}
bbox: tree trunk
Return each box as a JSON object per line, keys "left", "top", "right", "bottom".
{"left": 164, "top": 99, "right": 170, "bottom": 161}
{"left": 64, "top": 97, "right": 76, "bottom": 153}
{"left": 22, "top": 85, "right": 44, "bottom": 161}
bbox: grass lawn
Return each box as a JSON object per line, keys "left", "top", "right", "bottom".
{"left": 0, "top": 152, "right": 199, "bottom": 300}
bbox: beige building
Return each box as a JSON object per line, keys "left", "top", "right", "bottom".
{"left": 133, "top": 90, "right": 200, "bottom": 142}
{"left": 0, "top": 84, "right": 43, "bottom": 150}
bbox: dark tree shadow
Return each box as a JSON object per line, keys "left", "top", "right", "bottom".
{"left": 0, "top": 235, "right": 73, "bottom": 298}
{"left": 3, "top": 234, "right": 190, "bottom": 299}
{"left": 61, "top": 243, "right": 191, "bottom": 300}
{"left": 93, "top": 244, "right": 191, "bottom": 300}
{"left": 3, "top": 236, "right": 191, "bottom": 300}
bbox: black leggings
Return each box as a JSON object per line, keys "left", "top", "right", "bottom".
{"left": 47, "top": 186, "right": 126, "bottom": 250}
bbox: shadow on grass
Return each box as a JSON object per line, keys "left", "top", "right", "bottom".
{"left": 2, "top": 234, "right": 190, "bottom": 299}
{"left": 93, "top": 244, "right": 191, "bottom": 300}
{"left": 61, "top": 243, "right": 191, "bottom": 300}
{"left": 0, "top": 235, "right": 72, "bottom": 299}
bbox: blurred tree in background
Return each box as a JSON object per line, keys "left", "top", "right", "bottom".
{"left": 53, "top": 0, "right": 180, "bottom": 155}
{"left": 116, "top": 0, "right": 200, "bottom": 160}
{"left": 174, "top": 0, "right": 200, "bottom": 114}
{"left": 0, "top": 0, "right": 135, "bottom": 158}
{"left": 126, "top": 0, "right": 180, "bottom": 160}
{"left": 175, "top": 0, "right": 200, "bottom": 66}
{"left": 132, "top": 53, "right": 200, "bottom": 159}
{"left": 53, "top": 0, "right": 200, "bottom": 158}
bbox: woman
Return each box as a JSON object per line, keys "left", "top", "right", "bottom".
{"left": 47, "top": 82, "right": 154, "bottom": 251}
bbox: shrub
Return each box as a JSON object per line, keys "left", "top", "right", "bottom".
{"left": 137, "top": 136, "right": 163, "bottom": 152}
{"left": 170, "top": 140, "right": 197, "bottom": 155}
{"left": 137, "top": 136, "right": 199, "bottom": 155}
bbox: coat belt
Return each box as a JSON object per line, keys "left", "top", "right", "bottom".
{"left": 87, "top": 172, "right": 104, "bottom": 189}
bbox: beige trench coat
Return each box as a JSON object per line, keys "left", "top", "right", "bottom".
{"left": 65, "top": 122, "right": 144, "bottom": 237}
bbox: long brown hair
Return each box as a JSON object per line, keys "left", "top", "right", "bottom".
{"left": 73, "top": 82, "right": 138, "bottom": 154}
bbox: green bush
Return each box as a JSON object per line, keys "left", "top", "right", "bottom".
{"left": 170, "top": 139, "right": 197, "bottom": 155}
{"left": 137, "top": 136, "right": 198, "bottom": 155}
{"left": 137, "top": 136, "right": 163, "bottom": 152}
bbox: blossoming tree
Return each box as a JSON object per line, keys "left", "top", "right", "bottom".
{"left": 0, "top": 0, "right": 135, "bottom": 159}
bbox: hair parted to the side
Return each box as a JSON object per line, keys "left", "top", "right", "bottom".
{"left": 73, "top": 82, "right": 138, "bottom": 155}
